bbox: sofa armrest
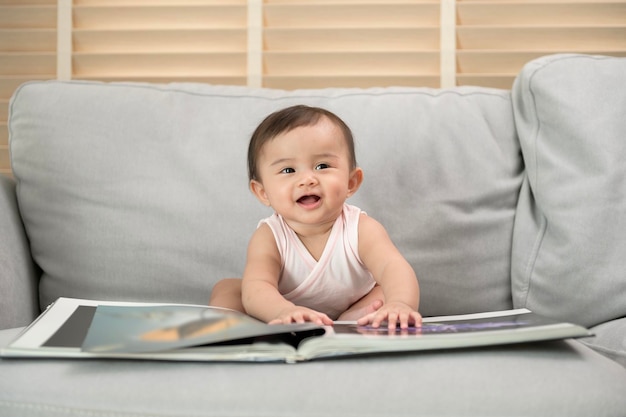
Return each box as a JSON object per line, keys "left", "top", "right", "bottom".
{"left": 0, "top": 174, "right": 40, "bottom": 329}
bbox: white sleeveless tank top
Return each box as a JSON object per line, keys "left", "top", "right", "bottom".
{"left": 259, "top": 204, "right": 376, "bottom": 319}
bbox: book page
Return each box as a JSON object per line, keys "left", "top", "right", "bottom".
{"left": 296, "top": 310, "right": 590, "bottom": 361}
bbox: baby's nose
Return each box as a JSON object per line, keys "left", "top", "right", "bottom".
{"left": 299, "top": 171, "right": 318, "bottom": 186}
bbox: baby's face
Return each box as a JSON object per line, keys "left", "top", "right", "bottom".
{"left": 250, "top": 116, "right": 361, "bottom": 233}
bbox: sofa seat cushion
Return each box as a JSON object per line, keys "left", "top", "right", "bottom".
{"left": 582, "top": 317, "right": 626, "bottom": 368}
{"left": 2, "top": 328, "right": 626, "bottom": 417}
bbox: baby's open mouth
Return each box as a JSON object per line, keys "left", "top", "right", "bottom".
{"left": 297, "top": 195, "right": 321, "bottom": 205}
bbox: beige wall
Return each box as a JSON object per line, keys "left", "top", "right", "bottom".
{"left": 2, "top": 0, "right": 626, "bottom": 176}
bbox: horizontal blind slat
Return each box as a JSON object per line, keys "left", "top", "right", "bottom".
{"left": 457, "top": 27, "right": 626, "bottom": 50}
{"left": 73, "top": 53, "right": 247, "bottom": 77}
{"left": 456, "top": 75, "right": 515, "bottom": 89}
{"left": 457, "top": 3, "right": 626, "bottom": 25}
{"left": 265, "top": 28, "right": 440, "bottom": 52}
{"left": 73, "top": 5, "right": 247, "bottom": 29}
{"left": 0, "top": 0, "right": 54, "bottom": 4}
{"left": 74, "top": 0, "right": 246, "bottom": 4}
{"left": 74, "top": 75, "right": 247, "bottom": 85}
{"left": 0, "top": 53, "right": 56, "bottom": 75}
{"left": 264, "top": 75, "right": 440, "bottom": 90}
{"left": 0, "top": 6, "right": 56, "bottom": 29}
{"left": 264, "top": 4, "right": 439, "bottom": 28}
{"left": 264, "top": 0, "right": 436, "bottom": 4}
{"left": 264, "top": 52, "right": 439, "bottom": 76}
{"left": 73, "top": 29, "right": 247, "bottom": 53}
{"left": 0, "top": 30, "right": 56, "bottom": 52}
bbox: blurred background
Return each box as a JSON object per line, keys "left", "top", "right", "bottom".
{"left": 1, "top": 0, "right": 625, "bottom": 177}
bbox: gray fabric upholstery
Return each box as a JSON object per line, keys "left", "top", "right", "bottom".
{"left": 582, "top": 317, "right": 626, "bottom": 368}
{"left": 511, "top": 54, "right": 626, "bottom": 328}
{"left": 1, "top": 328, "right": 626, "bottom": 417}
{"left": 9, "top": 82, "right": 521, "bottom": 316}
{"left": 0, "top": 175, "right": 38, "bottom": 328}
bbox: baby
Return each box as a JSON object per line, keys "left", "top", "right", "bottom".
{"left": 210, "top": 105, "right": 421, "bottom": 329}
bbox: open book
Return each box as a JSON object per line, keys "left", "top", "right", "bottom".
{"left": 1, "top": 297, "right": 591, "bottom": 363}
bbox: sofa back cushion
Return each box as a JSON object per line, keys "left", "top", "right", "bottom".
{"left": 9, "top": 81, "right": 522, "bottom": 316}
{"left": 512, "top": 54, "right": 626, "bottom": 327}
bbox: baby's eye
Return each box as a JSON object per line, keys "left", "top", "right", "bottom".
{"left": 280, "top": 167, "right": 295, "bottom": 174}
{"left": 315, "top": 163, "right": 330, "bottom": 170}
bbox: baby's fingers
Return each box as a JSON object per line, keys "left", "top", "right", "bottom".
{"left": 269, "top": 309, "right": 332, "bottom": 326}
{"left": 386, "top": 312, "right": 400, "bottom": 329}
{"left": 410, "top": 311, "right": 423, "bottom": 327}
{"left": 358, "top": 306, "right": 422, "bottom": 329}
{"left": 356, "top": 313, "right": 374, "bottom": 327}
{"left": 300, "top": 312, "right": 332, "bottom": 325}
{"left": 394, "top": 311, "right": 423, "bottom": 329}
{"left": 367, "top": 310, "right": 389, "bottom": 328}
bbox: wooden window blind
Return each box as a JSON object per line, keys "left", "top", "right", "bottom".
{"left": 1, "top": 0, "right": 625, "bottom": 176}
{"left": 262, "top": 0, "right": 441, "bottom": 89}
{"left": 456, "top": 0, "right": 626, "bottom": 88}
{"left": 1, "top": 0, "right": 57, "bottom": 176}
{"left": 71, "top": 0, "right": 248, "bottom": 84}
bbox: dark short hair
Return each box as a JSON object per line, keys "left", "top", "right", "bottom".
{"left": 247, "top": 105, "right": 356, "bottom": 182}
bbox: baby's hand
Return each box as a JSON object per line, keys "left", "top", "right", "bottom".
{"left": 356, "top": 301, "right": 422, "bottom": 329}
{"left": 268, "top": 307, "right": 334, "bottom": 326}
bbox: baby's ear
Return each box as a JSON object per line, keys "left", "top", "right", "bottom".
{"left": 250, "top": 180, "right": 271, "bottom": 206}
{"left": 347, "top": 167, "right": 364, "bottom": 197}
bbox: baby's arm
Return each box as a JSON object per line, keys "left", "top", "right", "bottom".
{"left": 241, "top": 224, "right": 333, "bottom": 326}
{"left": 356, "top": 215, "right": 422, "bottom": 329}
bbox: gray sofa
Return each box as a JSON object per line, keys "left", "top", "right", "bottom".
{"left": 1, "top": 54, "right": 626, "bottom": 416}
